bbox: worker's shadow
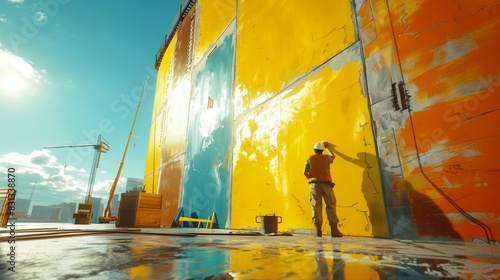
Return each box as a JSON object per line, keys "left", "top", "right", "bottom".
{"left": 399, "top": 180, "right": 461, "bottom": 240}
{"left": 380, "top": 161, "right": 462, "bottom": 240}
{"left": 331, "top": 147, "right": 461, "bottom": 240}
{"left": 331, "top": 147, "right": 392, "bottom": 237}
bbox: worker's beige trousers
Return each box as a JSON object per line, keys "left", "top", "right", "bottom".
{"left": 309, "top": 182, "right": 339, "bottom": 226}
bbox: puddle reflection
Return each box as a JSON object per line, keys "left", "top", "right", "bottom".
{"left": 1, "top": 234, "right": 497, "bottom": 279}
{"left": 118, "top": 237, "right": 498, "bottom": 279}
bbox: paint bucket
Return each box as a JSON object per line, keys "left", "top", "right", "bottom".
{"left": 255, "top": 214, "right": 282, "bottom": 234}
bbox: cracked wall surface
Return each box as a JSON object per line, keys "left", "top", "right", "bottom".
{"left": 231, "top": 40, "right": 389, "bottom": 236}
{"left": 229, "top": 0, "right": 388, "bottom": 236}
{"left": 359, "top": 0, "right": 500, "bottom": 241}
{"left": 144, "top": 0, "right": 499, "bottom": 240}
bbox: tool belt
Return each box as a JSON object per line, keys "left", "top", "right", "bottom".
{"left": 309, "top": 181, "right": 335, "bottom": 188}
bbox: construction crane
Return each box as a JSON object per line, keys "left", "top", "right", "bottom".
{"left": 44, "top": 134, "right": 110, "bottom": 224}
{"left": 99, "top": 77, "right": 148, "bottom": 223}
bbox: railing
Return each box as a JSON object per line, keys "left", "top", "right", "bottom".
{"left": 155, "top": 0, "right": 197, "bottom": 70}
{"left": 0, "top": 188, "right": 15, "bottom": 227}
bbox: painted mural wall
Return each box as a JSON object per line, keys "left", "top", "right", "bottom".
{"left": 144, "top": 0, "right": 499, "bottom": 241}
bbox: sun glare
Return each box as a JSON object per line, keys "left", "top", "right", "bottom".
{"left": 0, "top": 73, "right": 27, "bottom": 96}
{"left": 0, "top": 48, "right": 43, "bottom": 97}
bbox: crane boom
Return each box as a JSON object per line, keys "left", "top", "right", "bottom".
{"left": 99, "top": 77, "right": 148, "bottom": 223}
{"left": 44, "top": 144, "right": 97, "bottom": 149}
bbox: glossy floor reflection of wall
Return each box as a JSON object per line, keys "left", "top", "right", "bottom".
{"left": 4, "top": 231, "right": 497, "bottom": 279}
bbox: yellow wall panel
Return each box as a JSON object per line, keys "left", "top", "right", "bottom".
{"left": 278, "top": 60, "right": 387, "bottom": 236}
{"left": 159, "top": 75, "right": 191, "bottom": 164}
{"left": 194, "top": 0, "right": 236, "bottom": 66}
{"left": 153, "top": 36, "right": 176, "bottom": 119}
{"left": 144, "top": 36, "right": 177, "bottom": 194}
{"left": 232, "top": 43, "right": 388, "bottom": 236}
{"left": 235, "top": 0, "right": 356, "bottom": 118}
{"left": 232, "top": 97, "right": 280, "bottom": 227}
{"left": 143, "top": 117, "right": 161, "bottom": 193}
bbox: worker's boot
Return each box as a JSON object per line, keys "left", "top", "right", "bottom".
{"left": 314, "top": 224, "right": 322, "bottom": 237}
{"left": 330, "top": 225, "right": 343, "bottom": 237}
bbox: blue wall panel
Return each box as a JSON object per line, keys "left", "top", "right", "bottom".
{"left": 182, "top": 33, "right": 234, "bottom": 228}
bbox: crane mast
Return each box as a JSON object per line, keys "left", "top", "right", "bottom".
{"left": 44, "top": 134, "right": 109, "bottom": 224}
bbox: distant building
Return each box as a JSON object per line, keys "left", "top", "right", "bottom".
{"left": 68, "top": 202, "right": 77, "bottom": 215}
{"left": 48, "top": 207, "right": 62, "bottom": 220}
{"left": 31, "top": 205, "right": 62, "bottom": 220}
{"left": 90, "top": 197, "right": 103, "bottom": 223}
{"left": 125, "top": 178, "right": 143, "bottom": 192}
{"left": 31, "top": 205, "right": 49, "bottom": 219}
{"left": 58, "top": 202, "right": 77, "bottom": 220}
{"left": 111, "top": 194, "right": 120, "bottom": 217}
{"left": 14, "top": 198, "right": 30, "bottom": 217}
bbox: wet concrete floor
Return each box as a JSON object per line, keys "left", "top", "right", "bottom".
{"left": 1, "top": 223, "right": 499, "bottom": 279}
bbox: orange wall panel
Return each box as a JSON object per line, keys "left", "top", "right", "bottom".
{"left": 359, "top": 0, "right": 500, "bottom": 241}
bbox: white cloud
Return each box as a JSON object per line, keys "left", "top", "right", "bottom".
{"left": 0, "top": 150, "right": 126, "bottom": 211}
{"left": 0, "top": 16, "right": 7, "bottom": 23}
{"left": 7, "top": 0, "right": 25, "bottom": 3}
{"left": 0, "top": 47, "right": 46, "bottom": 97}
{"left": 93, "top": 178, "right": 126, "bottom": 197}
{"left": 34, "top": 11, "right": 47, "bottom": 24}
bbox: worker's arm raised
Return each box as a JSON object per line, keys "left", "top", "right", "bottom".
{"left": 323, "top": 141, "right": 336, "bottom": 161}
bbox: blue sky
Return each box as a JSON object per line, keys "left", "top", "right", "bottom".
{"left": 0, "top": 0, "right": 183, "bottom": 214}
